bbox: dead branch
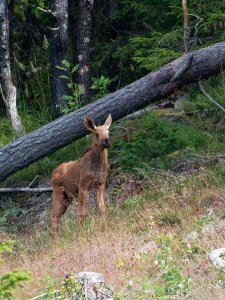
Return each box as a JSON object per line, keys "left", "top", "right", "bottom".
{"left": 170, "top": 53, "right": 193, "bottom": 82}
{"left": 27, "top": 175, "right": 39, "bottom": 188}
{"left": 198, "top": 81, "right": 225, "bottom": 113}
{"left": 28, "top": 4, "right": 54, "bottom": 15}
{"left": 0, "top": 187, "right": 52, "bottom": 193}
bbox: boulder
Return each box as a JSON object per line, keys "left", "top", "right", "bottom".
{"left": 208, "top": 248, "right": 225, "bottom": 268}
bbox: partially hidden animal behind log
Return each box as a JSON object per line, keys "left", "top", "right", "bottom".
{"left": 51, "top": 114, "right": 112, "bottom": 239}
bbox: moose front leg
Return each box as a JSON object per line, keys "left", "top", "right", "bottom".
{"left": 77, "top": 189, "right": 88, "bottom": 225}
{"left": 96, "top": 184, "right": 106, "bottom": 215}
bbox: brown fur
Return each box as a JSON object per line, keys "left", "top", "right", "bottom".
{"left": 51, "top": 114, "right": 112, "bottom": 239}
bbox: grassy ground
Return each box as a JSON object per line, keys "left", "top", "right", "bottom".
{"left": 0, "top": 164, "right": 224, "bottom": 299}
{"left": 0, "top": 77, "right": 225, "bottom": 299}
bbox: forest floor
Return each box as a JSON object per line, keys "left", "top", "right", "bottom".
{"left": 0, "top": 109, "right": 225, "bottom": 299}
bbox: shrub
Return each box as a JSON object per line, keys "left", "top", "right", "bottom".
{"left": 0, "top": 240, "right": 31, "bottom": 300}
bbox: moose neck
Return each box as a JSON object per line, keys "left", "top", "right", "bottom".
{"left": 91, "top": 142, "right": 108, "bottom": 168}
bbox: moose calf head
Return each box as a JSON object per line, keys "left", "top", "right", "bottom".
{"left": 84, "top": 114, "right": 112, "bottom": 149}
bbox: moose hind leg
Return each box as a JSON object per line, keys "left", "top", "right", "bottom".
{"left": 51, "top": 187, "right": 70, "bottom": 239}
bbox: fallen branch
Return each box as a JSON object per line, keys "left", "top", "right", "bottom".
{"left": 27, "top": 175, "right": 39, "bottom": 188}
{"left": 0, "top": 187, "right": 52, "bottom": 193}
{"left": 198, "top": 81, "right": 225, "bottom": 113}
{"left": 170, "top": 53, "right": 193, "bottom": 82}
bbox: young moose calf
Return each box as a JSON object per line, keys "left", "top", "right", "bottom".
{"left": 51, "top": 114, "right": 112, "bottom": 239}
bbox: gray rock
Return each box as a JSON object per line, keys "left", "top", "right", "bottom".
{"left": 175, "top": 93, "right": 191, "bottom": 111}
{"left": 208, "top": 248, "right": 225, "bottom": 268}
{"left": 77, "top": 272, "right": 114, "bottom": 299}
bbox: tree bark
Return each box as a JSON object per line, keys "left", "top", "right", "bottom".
{"left": 50, "top": 0, "right": 69, "bottom": 118}
{"left": 0, "top": 0, "right": 24, "bottom": 135}
{"left": 0, "top": 42, "right": 225, "bottom": 181}
{"left": 74, "top": 0, "right": 94, "bottom": 104}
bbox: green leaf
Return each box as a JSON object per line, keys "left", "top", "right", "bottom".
{"left": 71, "top": 65, "right": 79, "bottom": 74}
{"left": 59, "top": 75, "right": 69, "bottom": 80}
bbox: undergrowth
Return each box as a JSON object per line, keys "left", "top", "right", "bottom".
{"left": 0, "top": 76, "right": 225, "bottom": 299}
{"left": 116, "top": 112, "right": 225, "bottom": 172}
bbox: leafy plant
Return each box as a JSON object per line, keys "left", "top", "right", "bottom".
{"left": 0, "top": 207, "right": 22, "bottom": 229}
{"left": 57, "top": 60, "right": 83, "bottom": 113}
{"left": 152, "top": 235, "right": 191, "bottom": 298}
{"left": 91, "top": 75, "right": 112, "bottom": 100}
{"left": 34, "top": 273, "right": 82, "bottom": 300}
{"left": 194, "top": 213, "right": 214, "bottom": 232}
{"left": 0, "top": 240, "right": 31, "bottom": 300}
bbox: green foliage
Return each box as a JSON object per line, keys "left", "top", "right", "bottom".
{"left": 35, "top": 273, "right": 82, "bottom": 300}
{"left": 0, "top": 241, "right": 31, "bottom": 300}
{"left": 57, "top": 60, "right": 83, "bottom": 113}
{"left": 117, "top": 112, "right": 216, "bottom": 171}
{"left": 152, "top": 235, "right": 191, "bottom": 298}
{"left": 133, "top": 235, "right": 191, "bottom": 299}
{"left": 188, "top": 75, "right": 225, "bottom": 120}
{"left": 194, "top": 213, "right": 214, "bottom": 232}
{"left": 122, "top": 196, "right": 141, "bottom": 211}
{"left": 130, "top": 32, "right": 182, "bottom": 71}
{"left": 91, "top": 75, "right": 111, "bottom": 100}
{"left": 0, "top": 206, "right": 21, "bottom": 230}
{"left": 95, "top": 0, "right": 225, "bottom": 86}
{"left": 188, "top": 242, "right": 206, "bottom": 255}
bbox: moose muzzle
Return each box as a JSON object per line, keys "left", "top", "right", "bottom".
{"left": 102, "top": 139, "right": 110, "bottom": 148}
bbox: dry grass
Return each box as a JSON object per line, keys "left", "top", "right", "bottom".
{"left": 0, "top": 167, "right": 225, "bottom": 299}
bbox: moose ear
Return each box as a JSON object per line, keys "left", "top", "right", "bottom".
{"left": 84, "top": 117, "right": 96, "bottom": 132}
{"left": 104, "top": 114, "right": 112, "bottom": 129}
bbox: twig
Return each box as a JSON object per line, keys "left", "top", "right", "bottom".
{"left": 28, "top": 4, "right": 54, "bottom": 15}
{"left": 198, "top": 81, "right": 225, "bottom": 113}
{"left": 27, "top": 175, "right": 39, "bottom": 188}
{"left": 170, "top": 53, "right": 194, "bottom": 82}
{"left": 30, "top": 290, "right": 60, "bottom": 300}
{"left": 47, "top": 26, "right": 60, "bottom": 31}
{"left": 189, "top": 14, "right": 204, "bottom": 47}
{"left": 0, "top": 187, "right": 52, "bottom": 193}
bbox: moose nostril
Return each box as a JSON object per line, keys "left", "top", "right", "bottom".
{"left": 102, "top": 139, "right": 110, "bottom": 147}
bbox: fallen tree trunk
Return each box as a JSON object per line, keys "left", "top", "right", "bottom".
{"left": 0, "top": 42, "right": 225, "bottom": 182}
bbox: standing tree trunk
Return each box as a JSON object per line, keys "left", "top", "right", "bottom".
{"left": 0, "top": 0, "right": 24, "bottom": 135}
{"left": 74, "top": 0, "right": 94, "bottom": 104}
{"left": 182, "top": 0, "right": 190, "bottom": 53}
{"left": 50, "top": 0, "right": 69, "bottom": 118}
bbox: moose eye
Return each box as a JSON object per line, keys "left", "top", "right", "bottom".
{"left": 96, "top": 133, "right": 99, "bottom": 138}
